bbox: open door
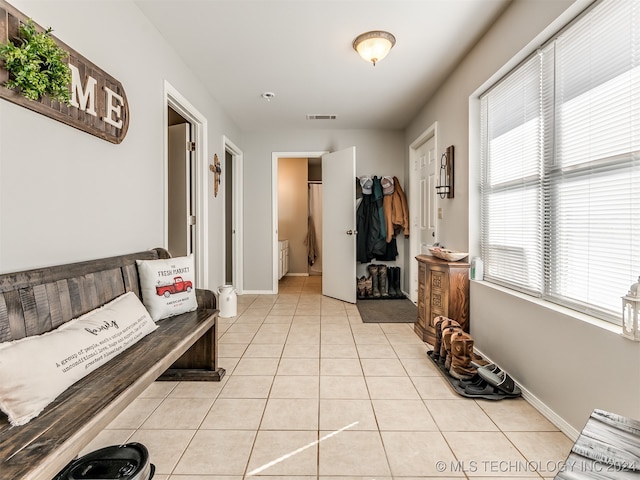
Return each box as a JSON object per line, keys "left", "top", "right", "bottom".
{"left": 322, "top": 147, "right": 357, "bottom": 303}
{"left": 168, "top": 123, "right": 193, "bottom": 257}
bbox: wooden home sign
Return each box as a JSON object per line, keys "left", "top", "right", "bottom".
{"left": 0, "top": 1, "right": 129, "bottom": 144}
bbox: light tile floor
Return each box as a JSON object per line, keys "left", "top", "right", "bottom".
{"left": 85, "top": 275, "right": 573, "bottom": 479}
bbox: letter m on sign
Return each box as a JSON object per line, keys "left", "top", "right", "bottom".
{"left": 69, "top": 64, "right": 97, "bottom": 117}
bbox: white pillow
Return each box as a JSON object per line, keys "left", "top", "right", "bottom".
{"left": 136, "top": 255, "right": 198, "bottom": 321}
{"left": 0, "top": 292, "right": 157, "bottom": 426}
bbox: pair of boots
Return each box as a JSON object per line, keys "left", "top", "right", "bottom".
{"left": 357, "top": 265, "right": 388, "bottom": 298}
{"left": 370, "top": 264, "right": 388, "bottom": 298}
{"left": 370, "top": 264, "right": 402, "bottom": 298}
{"left": 386, "top": 266, "right": 402, "bottom": 298}
{"left": 432, "top": 316, "right": 487, "bottom": 381}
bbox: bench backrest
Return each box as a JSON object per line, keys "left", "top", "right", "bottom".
{"left": 0, "top": 249, "right": 168, "bottom": 342}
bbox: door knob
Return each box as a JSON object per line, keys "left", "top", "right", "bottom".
{"left": 346, "top": 229, "right": 358, "bottom": 235}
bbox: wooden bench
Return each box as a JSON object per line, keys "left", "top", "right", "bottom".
{"left": 0, "top": 248, "right": 225, "bottom": 480}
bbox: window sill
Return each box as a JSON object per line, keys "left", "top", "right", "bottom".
{"left": 470, "top": 279, "right": 634, "bottom": 340}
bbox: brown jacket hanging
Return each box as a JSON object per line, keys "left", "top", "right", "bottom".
{"left": 391, "top": 176, "right": 410, "bottom": 239}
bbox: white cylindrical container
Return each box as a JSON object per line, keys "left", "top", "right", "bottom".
{"left": 217, "top": 285, "right": 237, "bottom": 318}
{"left": 471, "top": 257, "right": 484, "bottom": 281}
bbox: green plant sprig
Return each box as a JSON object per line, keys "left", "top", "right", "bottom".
{"left": 0, "top": 19, "right": 71, "bottom": 104}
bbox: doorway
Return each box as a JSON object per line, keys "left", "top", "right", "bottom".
{"left": 164, "top": 81, "right": 208, "bottom": 288}
{"left": 272, "top": 151, "right": 327, "bottom": 293}
{"left": 275, "top": 157, "right": 323, "bottom": 281}
{"left": 224, "top": 136, "right": 244, "bottom": 293}
{"left": 271, "top": 148, "right": 357, "bottom": 304}
{"left": 167, "top": 109, "right": 194, "bottom": 258}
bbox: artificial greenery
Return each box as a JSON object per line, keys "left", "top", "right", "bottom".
{"left": 0, "top": 19, "right": 71, "bottom": 104}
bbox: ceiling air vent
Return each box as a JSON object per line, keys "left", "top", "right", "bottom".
{"left": 306, "top": 114, "right": 337, "bottom": 120}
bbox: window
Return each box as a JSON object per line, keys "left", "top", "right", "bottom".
{"left": 480, "top": 0, "right": 640, "bottom": 324}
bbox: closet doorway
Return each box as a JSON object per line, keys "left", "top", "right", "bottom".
{"left": 272, "top": 148, "right": 357, "bottom": 303}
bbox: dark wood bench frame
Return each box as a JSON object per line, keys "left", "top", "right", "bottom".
{"left": 0, "top": 248, "right": 225, "bottom": 480}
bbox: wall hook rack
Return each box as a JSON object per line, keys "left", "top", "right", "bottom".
{"left": 435, "top": 145, "right": 454, "bottom": 199}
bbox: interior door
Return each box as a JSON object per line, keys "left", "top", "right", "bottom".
{"left": 322, "top": 147, "right": 357, "bottom": 303}
{"left": 410, "top": 135, "right": 437, "bottom": 303}
{"left": 168, "top": 123, "right": 192, "bottom": 257}
{"left": 421, "top": 136, "right": 438, "bottom": 247}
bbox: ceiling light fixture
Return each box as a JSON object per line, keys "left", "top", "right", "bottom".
{"left": 352, "top": 30, "right": 396, "bottom": 66}
{"left": 261, "top": 92, "right": 276, "bottom": 101}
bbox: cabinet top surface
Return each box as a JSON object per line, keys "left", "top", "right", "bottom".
{"left": 416, "top": 254, "right": 470, "bottom": 267}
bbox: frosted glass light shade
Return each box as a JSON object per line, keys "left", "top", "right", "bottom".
{"left": 353, "top": 31, "right": 396, "bottom": 66}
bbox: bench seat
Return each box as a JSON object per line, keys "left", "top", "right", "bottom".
{"left": 0, "top": 249, "right": 224, "bottom": 480}
{"left": 0, "top": 308, "right": 216, "bottom": 480}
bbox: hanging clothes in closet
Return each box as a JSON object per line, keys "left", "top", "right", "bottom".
{"left": 356, "top": 175, "right": 409, "bottom": 263}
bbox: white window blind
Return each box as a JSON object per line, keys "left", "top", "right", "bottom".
{"left": 480, "top": 53, "right": 545, "bottom": 295}
{"left": 480, "top": 0, "right": 640, "bottom": 324}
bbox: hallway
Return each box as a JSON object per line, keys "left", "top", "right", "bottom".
{"left": 85, "top": 276, "right": 572, "bottom": 479}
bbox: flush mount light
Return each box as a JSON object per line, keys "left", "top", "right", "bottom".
{"left": 352, "top": 30, "right": 396, "bottom": 66}
{"left": 261, "top": 92, "right": 276, "bottom": 101}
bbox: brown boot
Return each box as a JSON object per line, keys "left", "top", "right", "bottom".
{"left": 364, "top": 276, "right": 372, "bottom": 297}
{"left": 432, "top": 316, "right": 449, "bottom": 361}
{"left": 442, "top": 325, "right": 463, "bottom": 371}
{"left": 449, "top": 331, "right": 477, "bottom": 380}
{"left": 439, "top": 319, "right": 461, "bottom": 364}
{"left": 357, "top": 276, "right": 367, "bottom": 298}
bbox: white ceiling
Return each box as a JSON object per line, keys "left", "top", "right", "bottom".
{"left": 135, "top": 0, "right": 511, "bottom": 131}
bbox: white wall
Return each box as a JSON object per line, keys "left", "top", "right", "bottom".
{"left": 405, "top": 0, "right": 640, "bottom": 434}
{"left": 0, "top": 1, "right": 241, "bottom": 291}
{"left": 242, "top": 129, "right": 404, "bottom": 292}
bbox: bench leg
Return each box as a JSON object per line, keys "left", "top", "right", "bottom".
{"left": 157, "top": 322, "right": 226, "bottom": 381}
{"left": 159, "top": 367, "right": 226, "bottom": 381}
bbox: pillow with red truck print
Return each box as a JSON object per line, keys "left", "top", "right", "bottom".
{"left": 136, "top": 255, "right": 198, "bottom": 321}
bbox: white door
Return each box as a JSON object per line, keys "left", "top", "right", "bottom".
{"left": 322, "top": 147, "right": 357, "bottom": 303}
{"left": 168, "top": 123, "right": 193, "bottom": 257}
{"left": 410, "top": 135, "right": 437, "bottom": 302}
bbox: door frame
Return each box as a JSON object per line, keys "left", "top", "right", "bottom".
{"left": 271, "top": 151, "right": 328, "bottom": 293}
{"left": 224, "top": 136, "right": 244, "bottom": 293}
{"left": 409, "top": 122, "right": 438, "bottom": 304}
{"left": 164, "top": 81, "right": 208, "bottom": 288}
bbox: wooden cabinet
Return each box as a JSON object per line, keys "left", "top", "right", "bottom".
{"left": 414, "top": 255, "right": 470, "bottom": 345}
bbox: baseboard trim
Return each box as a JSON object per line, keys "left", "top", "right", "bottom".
{"left": 474, "top": 347, "right": 580, "bottom": 442}
{"left": 285, "top": 273, "right": 309, "bottom": 277}
{"left": 240, "top": 290, "right": 275, "bottom": 295}
{"left": 519, "top": 385, "right": 580, "bottom": 441}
